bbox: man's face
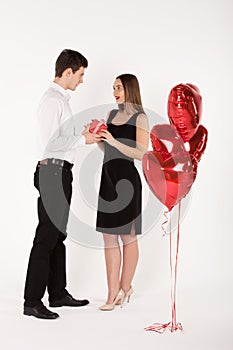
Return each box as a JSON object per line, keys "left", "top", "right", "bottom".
{"left": 67, "top": 66, "right": 85, "bottom": 91}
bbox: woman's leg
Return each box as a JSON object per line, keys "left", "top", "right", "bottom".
{"left": 103, "top": 233, "right": 122, "bottom": 304}
{"left": 120, "top": 224, "right": 139, "bottom": 293}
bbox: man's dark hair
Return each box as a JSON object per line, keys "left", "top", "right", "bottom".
{"left": 55, "top": 49, "right": 88, "bottom": 77}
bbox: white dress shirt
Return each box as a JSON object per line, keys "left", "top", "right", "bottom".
{"left": 36, "top": 82, "right": 85, "bottom": 163}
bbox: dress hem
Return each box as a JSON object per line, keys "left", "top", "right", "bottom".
{"left": 96, "top": 228, "right": 142, "bottom": 235}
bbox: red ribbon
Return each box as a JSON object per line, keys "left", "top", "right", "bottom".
{"left": 144, "top": 321, "right": 183, "bottom": 334}
{"left": 145, "top": 201, "right": 183, "bottom": 334}
{"left": 161, "top": 210, "right": 169, "bottom": 236}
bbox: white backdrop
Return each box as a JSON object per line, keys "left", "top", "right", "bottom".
{"left": 0, "top": 0, "right": 232, "bottom": 349}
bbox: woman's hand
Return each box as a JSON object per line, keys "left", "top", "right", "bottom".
{"left": 99, "top": 129, "right": 115, "bottom": 143}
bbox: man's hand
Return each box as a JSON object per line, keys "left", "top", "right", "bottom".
{"left": 82, "top": 123, "right": 90, "bottom": 135}
{"left": 83, "top": 131, "right": 102, "bottom": 144}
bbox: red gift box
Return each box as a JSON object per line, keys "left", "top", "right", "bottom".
{"left": 89, "top": 119, "right": 108, "bottom": 134}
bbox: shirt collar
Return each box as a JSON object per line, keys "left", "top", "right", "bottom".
{"left": 50, "top": 82, "right": 71, "bottom": 101}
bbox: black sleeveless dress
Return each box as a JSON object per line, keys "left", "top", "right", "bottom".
{"left": 96, "top": 109, "right": 142, "bottom": 235}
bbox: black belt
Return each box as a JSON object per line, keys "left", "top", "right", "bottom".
{"left": 38, "top": 158, "right": 73, "bottom": 170}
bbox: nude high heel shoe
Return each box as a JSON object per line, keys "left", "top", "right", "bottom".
{"left": 99, "top": 289, "right": 125, "bottom": 311}
{"left": 116, "top": 286, "right": 133, "bottom": 305}
{"left": 125, "top": 286, "right": 133, "bottom": 303}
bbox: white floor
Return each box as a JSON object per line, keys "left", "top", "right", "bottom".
{"left": 1, "top": 189, "right": 232, "bottom": 350}
{"left": 1, "top": 283, "right": 232, "bottom": 350}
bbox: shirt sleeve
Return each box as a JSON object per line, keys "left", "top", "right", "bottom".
{"left": 37, "top": 98, "right": 86, "bottom": 157}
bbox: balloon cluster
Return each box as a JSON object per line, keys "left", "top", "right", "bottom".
{"left": 143, "top": 84, "right": 208, "bottom": 211}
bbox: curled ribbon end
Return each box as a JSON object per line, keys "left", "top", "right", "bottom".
{"left": 161, "top": 210, "right": 170, "bottom": 236}
{"left": 145, "top": 322, "right": 183, "bottom": 334}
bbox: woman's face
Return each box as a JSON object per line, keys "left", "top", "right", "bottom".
{"left": 113, "top": 79, "right": 125, "bottom": 104}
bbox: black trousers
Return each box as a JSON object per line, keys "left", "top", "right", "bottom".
{"left": 24, "top": 162, "right": 73, "bottom": 307}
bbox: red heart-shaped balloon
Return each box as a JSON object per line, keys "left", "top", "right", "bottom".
{"left": 168, "top": 83, "right": 202, "bottom": 142}
{"left": 189, "top": 124, "right": 208, "bottom": 163}
{"left": 142, "top": 124, "right": 195, "bottom": 211}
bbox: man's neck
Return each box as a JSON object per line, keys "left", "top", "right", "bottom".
{"left": 53, "top": 77, "right": 67, "bottom": 90}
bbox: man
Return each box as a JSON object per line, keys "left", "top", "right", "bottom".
{"left": 24, "top": 49, "right": 99, "bottom": 319}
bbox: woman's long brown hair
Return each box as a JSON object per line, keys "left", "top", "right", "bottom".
{"left": 116, "top": 74, "right": 145, "bottom": 113}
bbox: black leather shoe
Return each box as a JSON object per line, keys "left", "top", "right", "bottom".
{"left": 24, "top": 305, "right": 59, "bottom": 319}
{"left": 49, "top": 294, "right": 89, "bottom": 307}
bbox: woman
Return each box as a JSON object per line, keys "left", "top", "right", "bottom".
{"left": 96, "top": 74, "right": 149, "bottom": 310}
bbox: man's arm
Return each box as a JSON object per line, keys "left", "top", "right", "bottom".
{"left": 38, "top": 98, "right": 99, "bottom": 156}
